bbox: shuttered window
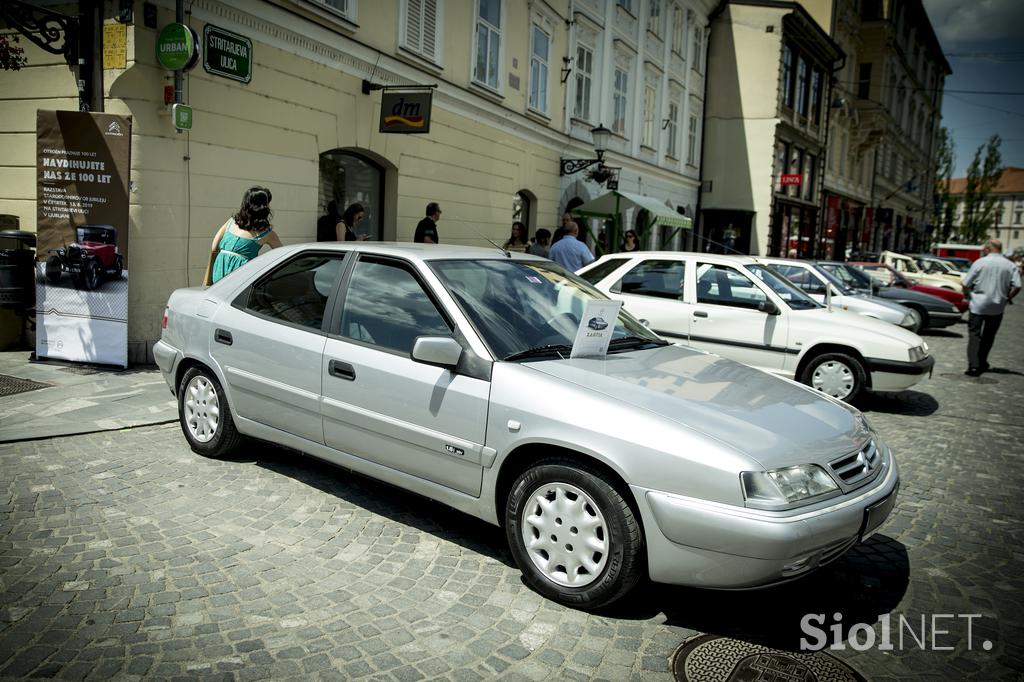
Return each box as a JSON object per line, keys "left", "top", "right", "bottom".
{"left": 403, "top": 0, "right": 440, "bottom": 62}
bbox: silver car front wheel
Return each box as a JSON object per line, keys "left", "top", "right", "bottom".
{"left": 520, "top": 482, "right": 610, "bottom": 588}
{"left": 505, "top": 460, "right": 643, "bottom": 609}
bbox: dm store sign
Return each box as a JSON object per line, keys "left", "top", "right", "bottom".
{"left": 379, "top": 92, "right": 432, "bottom": 134}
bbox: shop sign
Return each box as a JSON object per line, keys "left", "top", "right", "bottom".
{"left": 157, "top": 23, "right": 199, "bottom": 71}
{"left": 203, "top": 24, "right": 252, "bottom": 84}
{"left": 103, "top": 22, "right": 127, "bottom": 69}
{"left": 379, "top": 92, "right": 432, "bottom": 134}
{"left": 173, "top": 104, "right": 193, "bottom": 130}
{"left": 780, "top": 173, "right": 803, "bottom": 186}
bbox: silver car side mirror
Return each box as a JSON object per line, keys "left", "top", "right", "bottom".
{"left": 411, "top": 336, "right": 463, "bottom": 369}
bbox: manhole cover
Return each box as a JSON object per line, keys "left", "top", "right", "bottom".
{"left": 672, "top": 634, "right": 865, "bottom": 682}
{"left": 0, "top": 374, "right": 51, "bottom": 397}
{"left": 939, "top": 372, "right": 997, "bottom": 384}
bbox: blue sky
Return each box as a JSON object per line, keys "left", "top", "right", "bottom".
{"left": 922, "top": 0, "right": 1024, "bottom": 177}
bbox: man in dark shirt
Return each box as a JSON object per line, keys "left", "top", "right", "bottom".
{"left": 414, "top": 202, "right": 442, "bottom": 243}
{"left": 316, "top": 201, "right": 340, "bottom": 242}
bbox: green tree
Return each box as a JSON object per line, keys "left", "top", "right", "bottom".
{"left": 960, "top": 134, "right": 1003, "bottom": 243}
{"left": 932, "top": 126, "right": 955, "bottom": 242}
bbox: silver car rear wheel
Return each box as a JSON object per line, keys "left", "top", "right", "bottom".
{"left": 178, "top": 366, "right": 242, "bottom": 458}
{"left": 520, "top": 482, "right": 609, "bottom": 588}
{"left": 184, "top": 374, "right": 220, "bottom": 443}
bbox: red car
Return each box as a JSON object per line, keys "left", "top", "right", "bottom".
{"left": 851, "top": 262, "right": 968, "bottom": 313}
{"left": 45, "top": 224, "right": 124, "bottom": 291}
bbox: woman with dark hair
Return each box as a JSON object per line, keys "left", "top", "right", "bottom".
{"left": 337, "top": 202, "right": 369, "bottom": 241}
{"left": 621, "top": 229, "right": 641, "bottom": 253}
{"left": 503, "top": 221, "right": 529, "bottom": 252}
{"left": 204, "top": 186, "right": 283, "bottom": 285}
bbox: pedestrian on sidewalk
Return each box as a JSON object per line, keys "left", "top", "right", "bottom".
{"left": 549, "top": 222, "right": 594, "bottom": 272}
{"left": 527, "top": 228, "right": 552, "bottom": 258}
{"left": 414, "top": 202, "right": 441, "bottom": 243}
{"left": 962, "top": 239, "right": 1021, "bottom": 376}
{"left": 338, "top": 202, "right": 369, "bottom": 241}
{"left": 316, "top": 200, "right": 341, "bottom": 242}
{"left": 204, "top": 186, "right": 283, "bottom": 286}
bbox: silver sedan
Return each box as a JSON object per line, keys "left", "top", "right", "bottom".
{"left": 154, "top": 243, "right": 899, "bottom": 609}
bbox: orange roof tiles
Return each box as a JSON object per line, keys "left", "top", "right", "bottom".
{"left": 948, "top": 167, "right": 1024, "bottom": 195}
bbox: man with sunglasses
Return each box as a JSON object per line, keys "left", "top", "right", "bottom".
{"left": 414, "top": 202, "right": 442, "bottom": 244}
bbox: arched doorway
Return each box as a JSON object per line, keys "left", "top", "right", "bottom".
{"left": 319, "top": 150, "right": 386, "bottom": 240}
{"left": 514, "top": 190, "right": 537, "bottom": 237}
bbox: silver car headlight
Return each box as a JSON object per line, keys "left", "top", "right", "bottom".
{"left": 740, "top": 465, "right": 840, "bottom": 510}
{"left": 908, "top": 344, "right": 929, "bottom": 362}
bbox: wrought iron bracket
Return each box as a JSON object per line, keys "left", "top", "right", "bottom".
{"left": 0, "top": 0, "right": 79, "bottom": 66}
{"left": 560, "top": 157, "right": 601, "bottom": 176}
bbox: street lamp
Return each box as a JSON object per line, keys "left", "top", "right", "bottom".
{"left": 560, "top": 125, "right": 613, "bottom": 176}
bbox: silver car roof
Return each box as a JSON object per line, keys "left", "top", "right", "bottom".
{"left": 272, "top": 241, "right": 548, "bottom": 263}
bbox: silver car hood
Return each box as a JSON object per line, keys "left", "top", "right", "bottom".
{"left": 526, "top": 345, "right": 869, "bottom": 469}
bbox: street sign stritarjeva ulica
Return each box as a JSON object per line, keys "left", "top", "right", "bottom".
{"left": 203, "top": 24, "right": 252, "bottom": 84}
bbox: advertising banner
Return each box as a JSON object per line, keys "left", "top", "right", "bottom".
{"left": 35, "top": 110, "right": 132, "bottom": 367}
{"left": 379, "top": 91, "right": 432, "bottom": 134}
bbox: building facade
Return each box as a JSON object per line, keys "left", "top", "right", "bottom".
{"left": 947, "top": 167, "right": 1024, "bottom": 255}
{"left": 1, "top": 0, "right": 711, "bottom": 363}
{"left": 700, "top": 1, "right": 842, "bottom": 257}
{"left": 840, "top": 0, "right": 949, "bottom": 257}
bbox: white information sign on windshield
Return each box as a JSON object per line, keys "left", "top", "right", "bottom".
{"left": 570, "top": 300, "right": 623, "bottom": 358}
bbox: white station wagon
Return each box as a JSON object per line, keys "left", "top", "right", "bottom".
{"left": 579, "top": 252, "right": 933, "bottom": 402}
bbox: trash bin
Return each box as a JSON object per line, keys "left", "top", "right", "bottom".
{"left": 0, "top": 230, "right": 37, "bottom": 350}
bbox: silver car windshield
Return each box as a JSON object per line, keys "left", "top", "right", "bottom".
{"left": 746, "top": 264, "right": 820, "bottom": 310}
{"left": 430, "top": 259, "right": 663, "bottom": 360}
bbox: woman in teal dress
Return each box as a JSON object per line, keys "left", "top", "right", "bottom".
{"left": 203, "top": 186, "right": 283, "bottom": 286}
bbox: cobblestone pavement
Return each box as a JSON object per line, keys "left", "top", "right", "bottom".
{"left": 1, "top": 307, "right": 1022, "bottom": 680}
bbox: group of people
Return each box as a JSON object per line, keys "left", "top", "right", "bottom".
{"left": 203, "top": 188, "right": 642, "bottom": 285}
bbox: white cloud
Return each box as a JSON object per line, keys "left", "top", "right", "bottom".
{"left": 923, "top": 0, "right": 1024, "bottom": 45}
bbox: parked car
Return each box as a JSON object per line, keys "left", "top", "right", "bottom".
{"left": 155, "top": 243, "right": 899, "bottom": 609}
{"left": 936, "top": 256, "right": 972, "bottom": 272}
{"left": 913, "top": 254, "right": 966, "bottom": 279}
{"left": 816, "top": 261, "right": 964, "bottom": 329}
{"left": 45, "top": 224, "right": 124, "bottom": 290}
{"left": 879, "top": 250, "right": 963, "bottom": 292}
{"left": 850, "top": 262, "right": 969, "bottom": 314}
{"left": 587, "top": 316, "right": 609, "bottom": 330}
{"left": 756, "top": 257, "right": 921, "bottom": 332}
{"left": 578, "top": 252, "right": 932, "bottom": 403}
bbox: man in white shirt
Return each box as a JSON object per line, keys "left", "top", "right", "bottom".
{"left": 962, "top": 239, "right": 1021, "bottom": 376}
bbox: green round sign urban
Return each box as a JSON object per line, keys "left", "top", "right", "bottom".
{"left": 157, "top": 23, "right": 197, "bottom": 71}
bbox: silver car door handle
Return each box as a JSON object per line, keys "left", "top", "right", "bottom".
{"left": 328, "top": 360, "right": 356, "bottom": 381}
{"left": 214, "top": 329, "right": 233, "bottom": 345}
{"left": 694, "top": 311, "right": 708, "bottom": 318}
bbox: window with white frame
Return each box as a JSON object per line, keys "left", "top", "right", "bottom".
{"left": 642, "top": 85, "right": 657, "bottom": 147}
{"left": 402, "top": 0, "right": 439, "bottom": 62}
{"left": 529, "top": 23, "right": 550, "bottom": 112}
{"left": 474, "top": 0, "right": 501, "bottom": 90}
{"left": 691, "top": 23, "right": 704, "bottom": 73}
{"left": 613, "top": 67, "right": 629, "bottom": 134}
{"left": 667, "top": 99, "right": 680, "bottom": 158}
{"left": 309, "top": 0, "right": 355, "bottom": 21}
{"left": 687, "top": 112, "right": 699, "bottom": 165}
{"left": 672, "top": 7, "right": 685, "bottom": 55}
{"left": 648, "top": 0, "right": 662, "bottom": 36}
{"left": 574, "top": 44, "right": 594, "bottom": 120}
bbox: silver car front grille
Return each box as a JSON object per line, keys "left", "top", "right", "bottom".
{"left": 828, "top": 440, "right": 882, "bottom": 489}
